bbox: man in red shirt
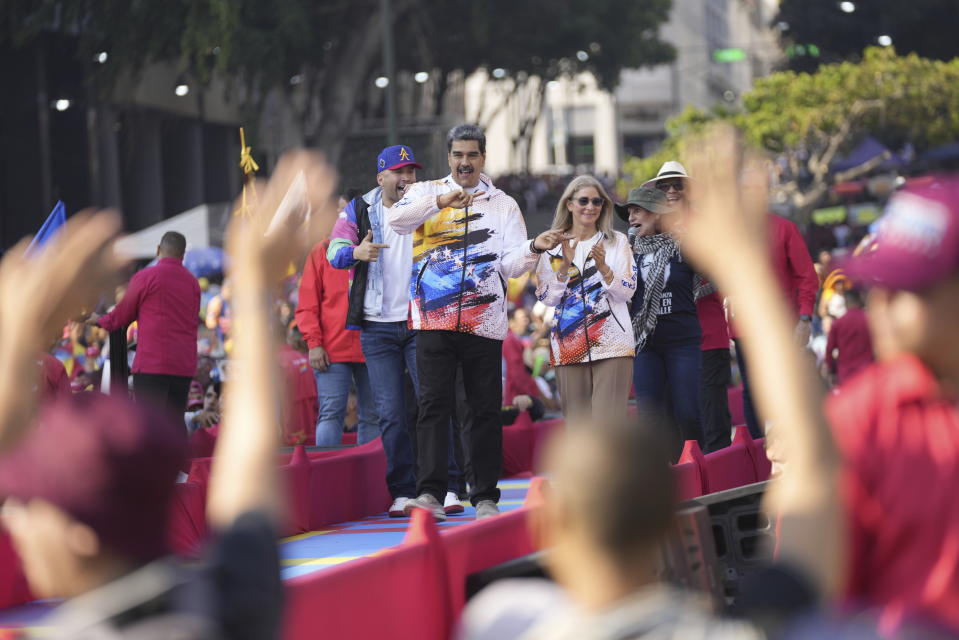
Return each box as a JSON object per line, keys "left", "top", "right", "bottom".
{"left": 828, "top": 179, "right": 959, "bottom": 632}
{"left": 90, "top": 231, "right": 200, "bottom": 416}
{"left": 823, "top": 288, "right": 873, "bottom": 386}
{"left": 279, "top": 326, "right": 319, "bottom": 446}
{"left": 295, "top": 239, "right": 376, "bottom": 446}
{"left": 733, "top": 212, "right": 819, "bottom": 438}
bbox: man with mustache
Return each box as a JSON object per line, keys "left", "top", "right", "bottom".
{"left": 389, "top": 125, "right": 563, "bottom": 521}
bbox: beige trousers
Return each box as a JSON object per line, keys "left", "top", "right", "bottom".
{"left": 556, "top": 356, "right": 633, "bottom": 423}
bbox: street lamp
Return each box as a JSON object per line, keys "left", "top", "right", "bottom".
{"left": 878, "top": 35, "right": 893, "bottom": 46}
{"left": 374, "top": 76, "right": 389, "bottom": 88}
{"left": 53, "top": 99, "right": 71, "bottom": 111}
{"left": 839, "top": 2, "right": 855, "bottom": 13}
{"left": 414, "top": 71, "right": 429, "bottom": 84}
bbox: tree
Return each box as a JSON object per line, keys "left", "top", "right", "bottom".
{"left": 620, "top": 47, "right": 959, "bottom": 221}
{"left": 774, "top": 0, "right": 959, "bottom": 72}
{"left": 2, "top": 0, "right": 674, "bottom": 166}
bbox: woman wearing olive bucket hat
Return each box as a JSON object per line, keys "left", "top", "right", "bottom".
{"left": 617, "top": 184, "right": 704, "bottom": 459}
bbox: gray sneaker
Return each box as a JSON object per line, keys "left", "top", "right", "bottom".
{"left": 403, "top": 493, "right": 447, "bottom": 522}
{"left": 475, "top": 500, "right": 500, "bottom": 520}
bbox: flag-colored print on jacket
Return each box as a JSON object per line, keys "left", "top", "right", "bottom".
{"left": 387, "top": 174, "right": 538, "bottom": 341}
{"left": 535, "top": 231, "right": 637, "bottom": 366}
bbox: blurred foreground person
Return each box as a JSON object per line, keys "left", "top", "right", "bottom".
{"left": 826, "top": 180, "right": 959, "bottom": 633}
{"left": 0, "top": 152, "right": 336, "bottom": 638}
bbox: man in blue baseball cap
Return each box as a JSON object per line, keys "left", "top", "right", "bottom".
{"left": 324, "top": 145, "right": 463, "bottom": 517}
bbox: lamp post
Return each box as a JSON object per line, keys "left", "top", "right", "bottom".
{"left": 380, "top": 0, "right": 398, "bottom": 146}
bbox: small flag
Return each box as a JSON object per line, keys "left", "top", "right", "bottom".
{"left": 27, "top": 201, "right": 67, "bottom": 255}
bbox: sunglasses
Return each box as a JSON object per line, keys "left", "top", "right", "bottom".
{"left": 656, "top": 181, "right": 684, "bottom": 192}
{"left": 573, "top": 197, "right": 605, "bottom": 207}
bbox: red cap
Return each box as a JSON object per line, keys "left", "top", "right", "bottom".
{"left": 0, "top": 393, "right": 187, "bottom": 562}
{"left": 843, "top": 177, "right": 959, "bottom": 291}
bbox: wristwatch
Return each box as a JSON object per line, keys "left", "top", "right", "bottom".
{"left": 799, "top": 314, "right": 812, "bottom": 322}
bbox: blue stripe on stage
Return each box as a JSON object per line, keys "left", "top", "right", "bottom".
{"left": 0, "top": 478, "right": 534, "bottom": 628}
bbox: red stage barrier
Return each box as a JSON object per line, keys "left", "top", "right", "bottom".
{"left": 283, "top": 509, "right": 452, "bottom": 640}
{"left": 728, "top": 385, "right": 745, "bottom": 427}
{"left": 701, "top": 429, "right": 759, "bottom": 493}
{"left": 167, "top": 481, "right": 209, "bottom": 558}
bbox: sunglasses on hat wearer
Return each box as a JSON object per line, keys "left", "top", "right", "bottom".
{"left": 572, "top": 196, "right": 605, "bottom": 207}
{"left": 656, "top": 181, "right": 684, "bottom": 192}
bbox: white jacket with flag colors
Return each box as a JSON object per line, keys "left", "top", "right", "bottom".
{"left": 387, "top": 173, "right": 538, "bottom": 341}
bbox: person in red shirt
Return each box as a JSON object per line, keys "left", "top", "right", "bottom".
{"left": 503, "top": 307, "right": 542, "bottom": 409}
{"left": 732, "top": 211, "right": 819, "bottom": 439}
{"left": 823, "top": 288, "right": 874, "bottom": 386}
{"left": 38, "top": 352, "right": 70, "bottom": 404}
{"left": 696, "top": 289, "right": 732, "bottom": 452}
{"left": 89, "top": 231, "right": 200, "bottom": 416}
{"left": 825, "top": 179, "right": 959, "bottom": 633}
{"left": 279, "top": 325, "right": 319, "bottom": 446}
{"left": 295, "top": 239, "right": 376, "bottom": 446}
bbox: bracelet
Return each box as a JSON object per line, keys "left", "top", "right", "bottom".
{"left": 530, "top": 239, "right": 545, "bottom": 254}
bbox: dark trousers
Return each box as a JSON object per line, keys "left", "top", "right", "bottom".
{"left": 132, "top": 373, "right": 192, "bottom": 419}
{"left": 415, "top": 330, "right": 502, "bottom": 505}
{"left": 633, "top": 342, "right": 703, "bottom": 461}
{"left": 734, "top": 339, "right": 762, "bottom": 439}
{"left": 700, "top": 348, "right": 733, "bottom": 453}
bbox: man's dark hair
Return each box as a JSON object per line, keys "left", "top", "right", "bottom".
{"left": 561, "top": 415, "right": 676, "bottom": 557}
{"left": 447, "top": 124, "right": 486, "bottom": 154}
{"left": 342, "top": 188, "right": 362, "bottom": 203}
{"left": 159, "top": 231, "right": 187, "bottom": 258}
{"left": 844, "top": 287, "right": 864, "bottom": 308}
{"left": 206, "top": 381, "right": 222, "bottom": 397}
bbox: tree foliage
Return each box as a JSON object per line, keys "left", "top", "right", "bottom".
{"left": 774, "top": 0, "right": 959, "bottom": 73}
{"left": 621, "top": 47, "right": 959, "bottom": 219}
{"left": 2, "top": 0, "right": 674, "bottom": 164}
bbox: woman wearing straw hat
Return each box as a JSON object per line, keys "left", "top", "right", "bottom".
{"left": 619, "top": 184, "right": 703, "bottom": 459}
{"left": 534, "top": 175, "right": 637, "bottom": 420}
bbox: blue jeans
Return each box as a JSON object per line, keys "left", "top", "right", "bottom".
{"left": 314, "top": 362, "right": 377, "bottom": 447}
{"left": 360, "top": 321, "right": 418, "bottom": 499}
{"left": 633, "top": 341, "right": 703, "bottom": 459}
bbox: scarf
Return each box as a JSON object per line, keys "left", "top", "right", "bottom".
{"left": 631, "top": 233, "right": 679, "bottom": 352}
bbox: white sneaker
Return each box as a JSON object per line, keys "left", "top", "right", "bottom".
{"left": 388, "top": 497, "right": 410, "bottom": 518}
{"left": 403, "top": 494, "right": 447, "bottom": 522}
{"left": 444, "top": 491, "right": 465, "bottom": 515}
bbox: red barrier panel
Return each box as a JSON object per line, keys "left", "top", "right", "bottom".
{"left": 305, "top": 440, "right": 390, "bottom": 529}
{"left": 678, "top": 440, "right": 709, "bottom": 495}
{"left": 702, "top": 437, "right": 758, "bottom": 494}
{"left": 167, "top": 481, "right": 208, "bottom": 558}
{"left": 749, "top": 435, "right": 772, "bottom": 481}
{"left": 283, "top": 509, "right": 451, "bottom": 640}
{"left": 280, "top": 446, "right": 312, "bottom": 536}
{"left": 501, "top": 423, "right": 533, "bottom": 477}
{"left": 674, "top": 461, "right": 704, "bottom": 501}
{"left": 728, "top": 385, "right": 745, "bottom": 427}
{"left": 0, "top": 532, "right": 32, "bottom": 610}
{"left": 442, "top": 508, "right": 536, "bottom": 613}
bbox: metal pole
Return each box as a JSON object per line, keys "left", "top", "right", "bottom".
{"left": 381, "top": 0, "right": 398, "bottom": 145}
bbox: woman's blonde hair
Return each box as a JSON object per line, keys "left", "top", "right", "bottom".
{"left": 551, "top": 175, "right": 615, "bottom": 238}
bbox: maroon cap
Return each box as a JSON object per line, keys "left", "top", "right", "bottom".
{"left": 843, "top": 177, "right": 959, "bottom": 291}
{"left": 0, "top": 393, "right": 187, "bottom": 562}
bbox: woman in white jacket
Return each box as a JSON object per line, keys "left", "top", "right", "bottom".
{"left": 535, "top": 176, "right": 638, "bottom": 419}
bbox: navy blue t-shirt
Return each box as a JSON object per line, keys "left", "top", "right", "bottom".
{"left": 631, "top": 251, "right": 701, "bottom": 349}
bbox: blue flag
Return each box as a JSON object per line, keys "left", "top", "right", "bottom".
{"left": 27, "top": 201, "right": 66, "bottom": 254}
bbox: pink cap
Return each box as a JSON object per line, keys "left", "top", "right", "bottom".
{"left": 843, "top": 177, "right": 959, "bottom": 291}
{"left": 0, "top": 393, "right": 187, "bottom": 562}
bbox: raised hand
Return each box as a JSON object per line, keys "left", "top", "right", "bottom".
{"left": 437, "top": 189, "right": 483, "bottom": 210}
{"left": 560, "top": 237, "right": 577, "bottom": 267}
{"left": 588, "top": 241, "right": 607, "bottom": 271}
{"left": 533, "top": 229, "right": 565, "bottom": 252}
{"left": 353, "top": 230, "right": 391, "bottom": 262}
